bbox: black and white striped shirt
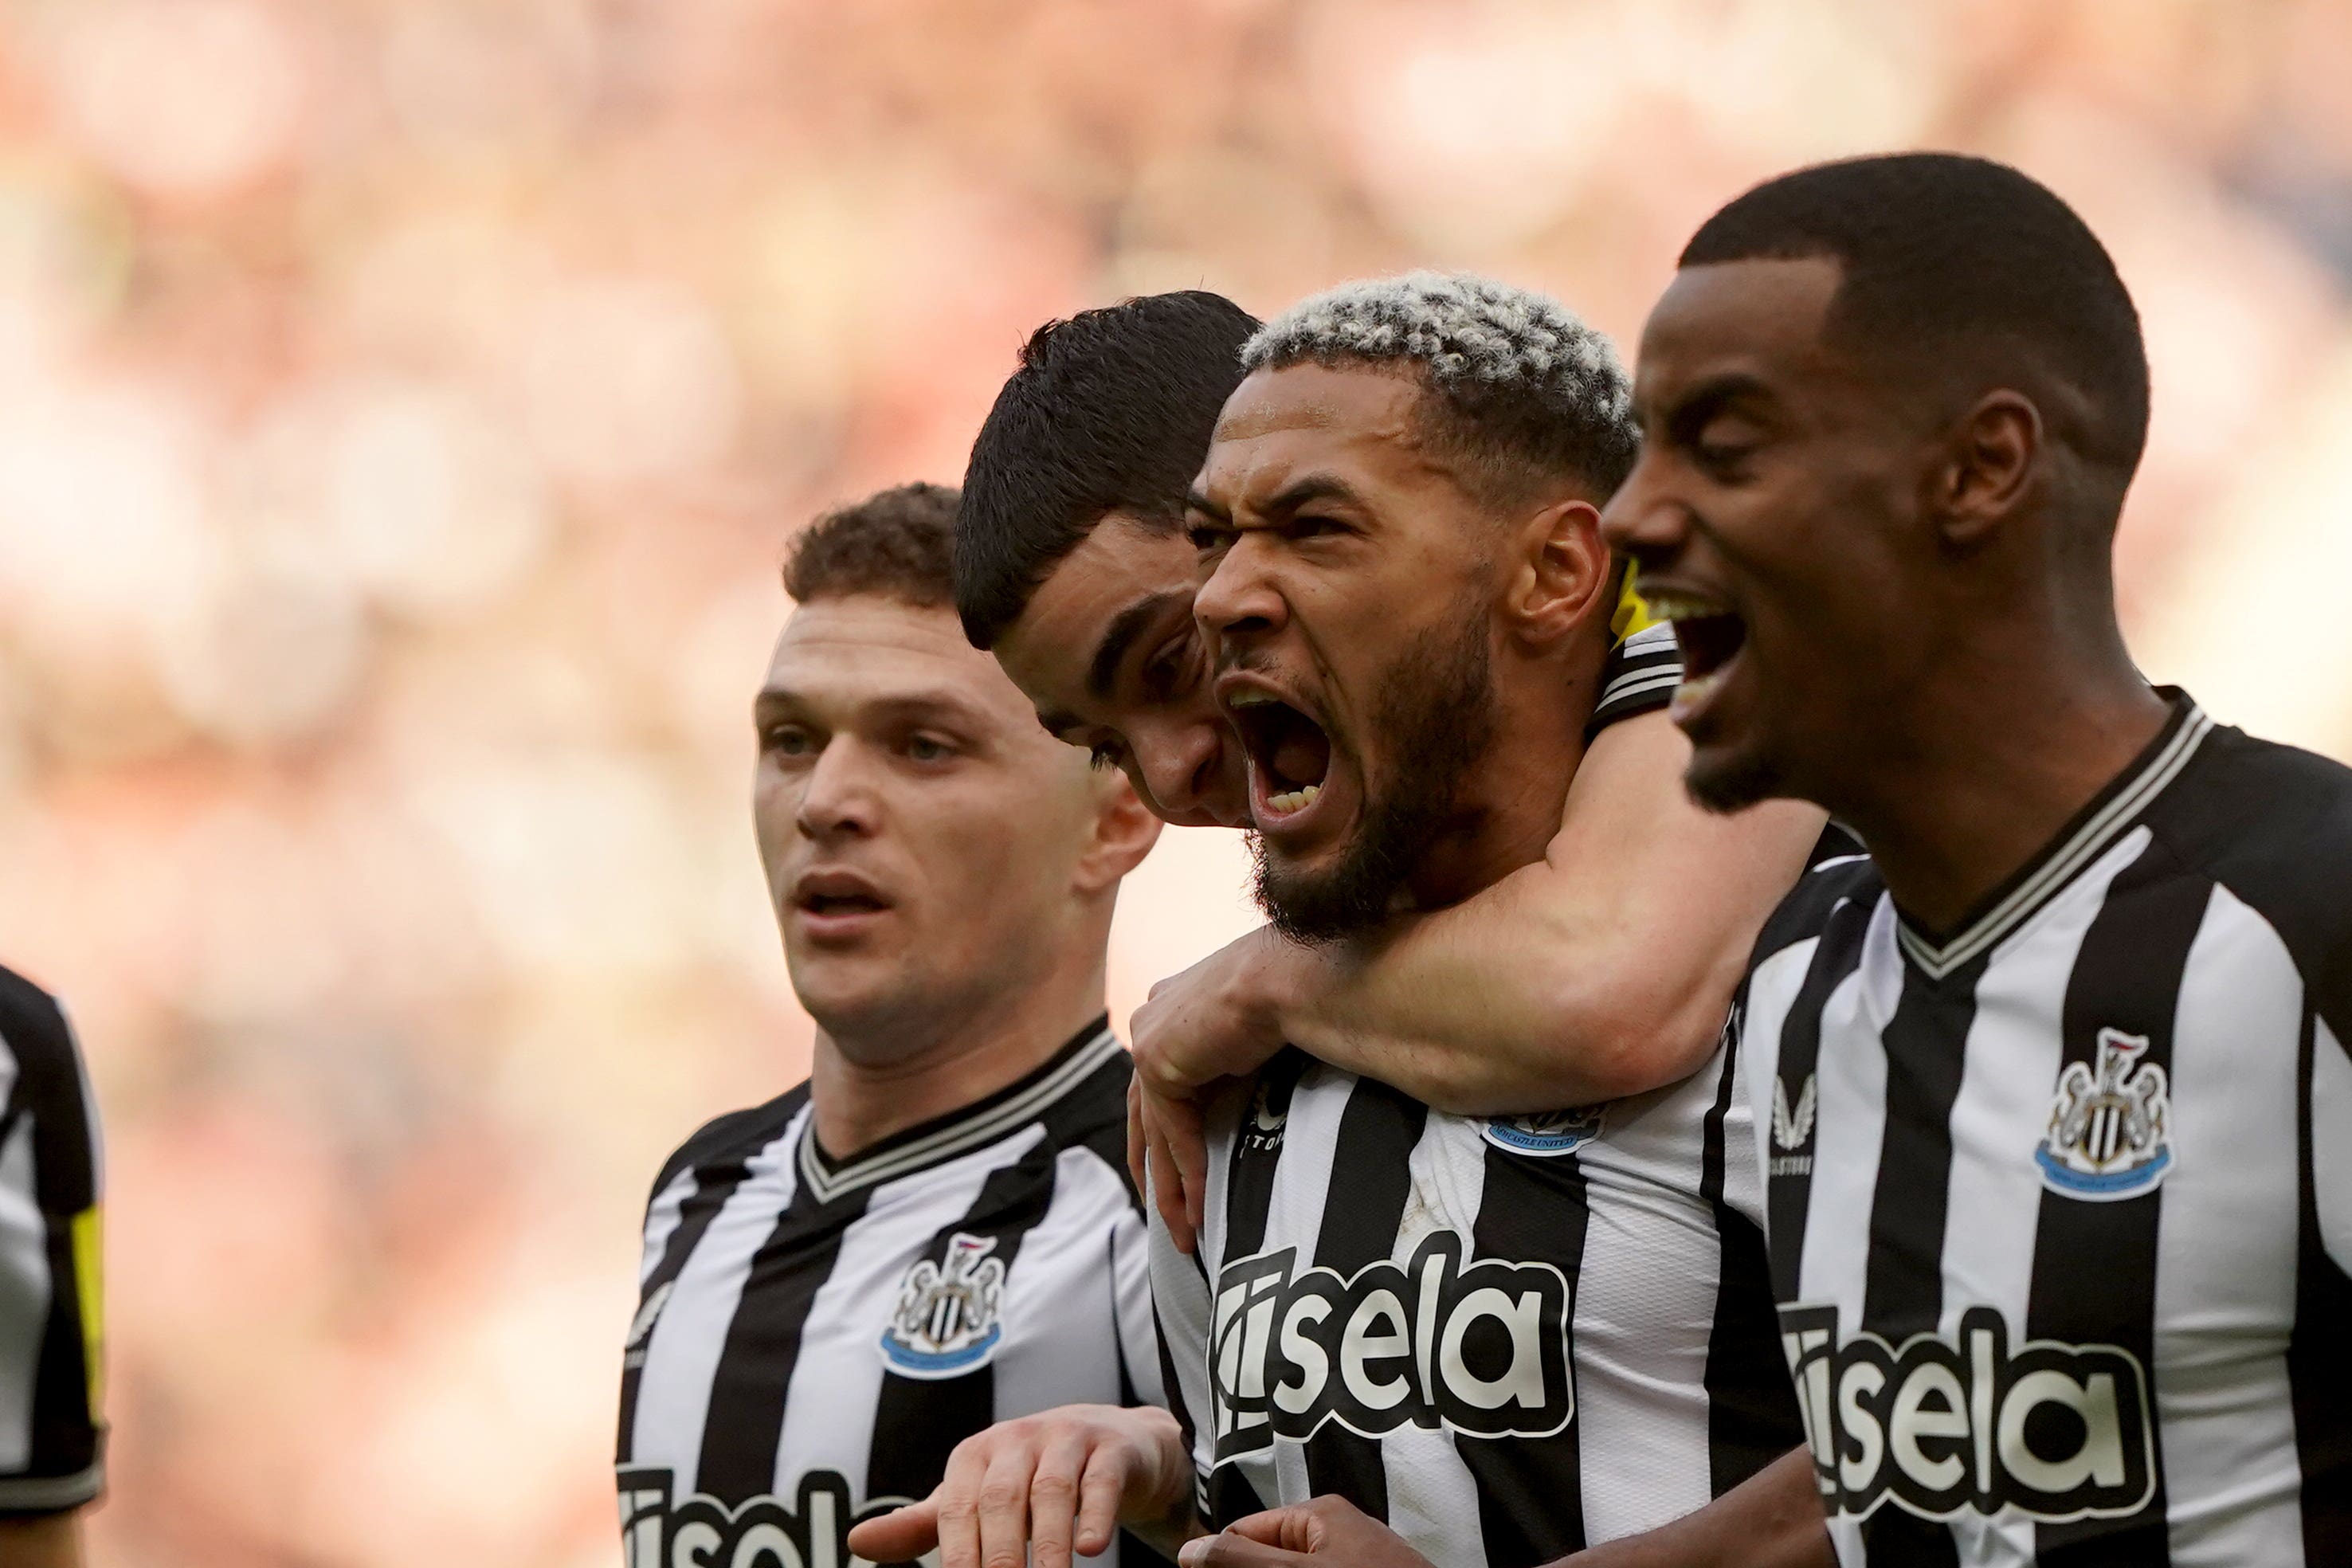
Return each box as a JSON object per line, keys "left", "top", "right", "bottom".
{"left": 0, "top": 965, "right": 104, "bottom": 1517}
{"left": 1739, "top": 694, "right": 2352, "bottom": 1566}
{"left": 1590, "top": 621, "right": 1680, "bottom": 737}
{"left": 1151, "top": 1044, "right": 1802, "bottom": 1568}
{"left": 618, "top": 1021, "right": 1163, "bottom": 1567}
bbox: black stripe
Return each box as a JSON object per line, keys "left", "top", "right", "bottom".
{"left": 1298, "top": 1076, "right": 1426, "bottom": 1525}
{"left": 1766, "top": 896, "right": 1873, "bottom": 1302}
{"left": 695, "top": 1179, "right": 873, "bottom": 1502}
{"left": 865, "top": 1137, "right": 1068, "bottom": 1505}
{"left": 2291, "top": 1008, "right": 2352, "bottom": 1563}
{"left": 1699, "top": 1042, "right": 1805, "bottom": 1497}
{"left": 0, "top": 969, "right": 101, "bottom": 1497}
{"left": 1460, "top": 1142, "right": 1590, "bottom": 1566}
{"left": 1855, "top": 953, "right": 1982, "bottom": 1568}
{"left": 2026, "top": 843, "right": 2205, "bottom": 1565}
{"left": 1202, "top": 1053, "right": 1307, "bottom": 1531}
{"left": 616, "top": 1110, "right": 791, "bottom": 1464}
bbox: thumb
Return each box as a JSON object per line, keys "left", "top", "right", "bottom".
{"left": 845, "top": 1498, "right": 939, "bottom": 1561}
{"left": 1178, "top": 1534, "right": 1310, "bottom": 1568}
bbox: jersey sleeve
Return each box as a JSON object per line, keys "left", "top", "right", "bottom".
{"left": 1586, "top": 621, "right": 1681, "bottom": 739}
{"left": 1146, "top": 1205, "right": 1215, "bottom": 1515}
{"left": 0, "top": 967, "right": 104, "bottom": 1516}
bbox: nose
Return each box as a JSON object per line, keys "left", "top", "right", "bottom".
{"left": 1129, "top": 716, "right": 1237, "bottom": 828}
{"left": 1191, "top": 534, "right": 1289, "bottom": 654}
{"left": 794, "top": 739, "right": 881, "bottom": 842}
{"left": 1597, "top": 452, "right": 1690, "bottom": 572}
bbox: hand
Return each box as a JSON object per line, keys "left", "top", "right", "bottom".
{"left": 1175, "top": 1497, "right": 1433, "bottom": 1567}
{"left": 1129, "top": 930, "right": 1299, "bottom": 1252}
{"left": 845, "top": 1404, "right": 1191, "bottom": 1568}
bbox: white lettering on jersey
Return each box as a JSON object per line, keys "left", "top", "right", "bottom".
{"left": 1778, "top": 1303, "right": 2156, "bottom": 1526}
{"left": 616, "top": 1467, "right": 927, "bottom": 1568}
{"left": 1208, "top": 1232, "right": 1573, "bottom": 1465}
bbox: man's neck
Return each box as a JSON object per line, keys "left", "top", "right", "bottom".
{"left": 1829, "top": 655, "right": 2172, "bottom": 936}
{"left": 1402, "top": 673, "right": 1589, "bottom": 911}
{"left": 809, "top": 977, "right": 1106, "bottom": 1164}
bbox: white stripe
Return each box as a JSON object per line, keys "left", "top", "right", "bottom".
{"left": 638, "top": 1165, "right": 698, "bottom": 1287}
{"left": 1900, "top": 708, "right": 2213, "bottom": 978}
{"left": 1793, "top": 901, "right": 1896, "bottom": 1329}
{"left": 1740, "top": 931, "right": 1825, "bottom": 1241}
{"left": 1597, "top": 668, "right": 1681, "bottom": 707}
{"left": 992, "top": 1144, "right": 1146, "bottom": 1424}
{"left": 2156, "top": 888, "right": 2305, "bottom": 1567}
{"left": 2312, "top": 1014, "right": 2352, "bottom": 1277}
{"left": 0, "top": 1111, "right": 49, "bottom": 1473}
{"left": 1378, "top": 1115, "right": 1486, "bottom": 1568}
{"left": 798, "top": 1026, "right": 1122, "bottom": 1202}
{"left": 771, "top": 1123, "right": 1045, "bottom": 1502}
{"left": 1572, "top": 1064, "right": 1725, "bottom": 1542}
{"left": 628, "top": 1103, "right": 809, "bottom": 1495}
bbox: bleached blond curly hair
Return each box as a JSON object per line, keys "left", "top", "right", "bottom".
{"left": 1241, "top": 271, "right": 1638, "bottom": 500}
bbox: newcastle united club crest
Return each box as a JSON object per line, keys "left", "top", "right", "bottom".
{"left": 2036, "top": 1028, "right": 2174, "bottom": 1200}
{"left": 880, "top": 1233, "right": 1006, "bottom": 1378}
{"left": 1482, "top": 1103, "right": 1606, "bottom": 1157}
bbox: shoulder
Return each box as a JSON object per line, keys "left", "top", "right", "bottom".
{"left": 2150, "top": 722, "right": 2352, "bottom": 1027}
{"left": 0, "top": 963, "right": 77, "bottom": 1083}
{"left": 1044, "top": 1046, "right": 1138, "bottom": 1199}
{"left": 1750, "top": 825, "right": 1881, "bottom": 970}
{"left": 646, "top": 1083, "right": 809, "bottom": 1207}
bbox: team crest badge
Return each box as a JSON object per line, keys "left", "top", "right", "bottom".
{"left": 2036, "top": 1029, "right": 2174, "bottom": 1200}
{"left": 880, "top": 1233, "right": 1006, "bottom": 1378}
{"left": 1482, "top": 1104, "right": 1606, "bottom": 1157}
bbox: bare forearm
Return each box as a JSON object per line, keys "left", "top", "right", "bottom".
{"left": 1562, "top": 1448, "right": 1829, "bottom": 1568}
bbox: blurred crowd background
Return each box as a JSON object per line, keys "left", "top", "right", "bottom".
{"left": 0, "top": 1, "right": 2348, "bottom": 1562}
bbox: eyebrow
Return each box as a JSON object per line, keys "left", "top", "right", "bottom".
{"left": 1087, "top": 590, "right": 1186, "bottom": 700}
{"left": 1652, "top": 370, "right": 1776, "bottom": 429}
{"left": 1186, "top": 471, "right": 1365, "bottom": 529}
{"left": 755, "top": 685, "right": 993, "bottom": 728}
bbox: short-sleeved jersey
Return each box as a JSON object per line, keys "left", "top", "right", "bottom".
{"left": 0, "top": 965, "right": 104, "bottom": 1517}
{"left": 1150, "top": 1048, "right": 1801, "bottom": 1568}
{"left": 617, "top": 1020, "right": 1166, "bottom": 1567}
{"left": 1737, "top": 694, "right": 2352, "bottom": 1566}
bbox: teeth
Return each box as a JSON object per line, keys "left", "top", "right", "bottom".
{"left": 1643, "top": 591, "right": 1726, "bottom": 622}
{"left": 1669, "top": 668, "right": 1726, "bottom": 721}
{"left": 1264, "top": 783, "right": 1322, "bottom": 816}
{"left": 1229, "top": 690, "right": 1277, "bottom": 708}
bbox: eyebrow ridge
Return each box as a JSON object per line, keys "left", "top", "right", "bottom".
{"left": 1087, "top": 590, "right": 1186, "bottom": 700}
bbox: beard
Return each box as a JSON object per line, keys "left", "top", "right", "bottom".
{"left": 1252, "top": 613, "right": 1497, "bottom": 944}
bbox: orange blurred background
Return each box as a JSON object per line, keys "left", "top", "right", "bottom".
{"left": 0, "top": 2, "right": 2347, "bottom": 1562}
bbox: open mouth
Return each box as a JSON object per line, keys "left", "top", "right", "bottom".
{"left": 1225, "top": 688, "right": 1332, "bottom": 821}
{"left": 1644, "top": 590, "right": 1747, "bottom": 722}
{"left": 794, "top": 870, "right": 892, "bottom": 920}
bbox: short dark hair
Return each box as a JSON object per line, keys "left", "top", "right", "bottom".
{"left": 1681, "top": 152, "right": 2150, "bottom": 475}
{"left": 956, "top": 291, "right": 1261, "bottom": 649}
{"left": 783, "top": 481, "right": 960, "bottom": 608}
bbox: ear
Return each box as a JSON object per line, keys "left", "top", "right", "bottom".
{"left": 1934, "top": 391, "right": 2042, "bottom": 551}
{"left": 1504, "top": 497, "right": 1612, "bottom": 649}
{"left": 1072, "top": 766, "right": 1163, "bottom": 895}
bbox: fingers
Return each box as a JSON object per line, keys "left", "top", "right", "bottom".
{"left": 845, "top": 1497, "right": 939, "bottom": 1562}
{"left": 1127, "top": 1076, "right": 1148, "bottom": 1199}
{"left": 1072, "top": 1438, "right": 1135, "bottom": 1559}
{"left": 1165, "top": 1092, "right": 1209, "bottom": 1238}
{"left": 1143, "top": 1093, "right": 1197, "bottom": 1254}
{"left": 932, "top": 1436, "right": 993, "bottom": 1568}
{"left": 1024, "top": 1428, "right": 1093, "bottom": 1568}
{"left": 1177, "top": 1532, "right": 1313, "bottom": 1568}
{"left": 1217, "top": 1504, "right": 1323, "bottom": 1550}
{"left": 976, "top": 1441, "right": 1037, "bottom": 1568}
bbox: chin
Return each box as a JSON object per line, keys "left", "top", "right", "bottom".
{"left": 1683, "top": 739, "right": 1789, "bottom": 816}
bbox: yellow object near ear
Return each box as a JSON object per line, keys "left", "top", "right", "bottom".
{"left": 1611, "top": 563, "right": 1660, "bottom": 645}
{"left": 72, "top": 1205, "right": 102, "bottom": 1411}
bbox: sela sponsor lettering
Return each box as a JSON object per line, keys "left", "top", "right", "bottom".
{"left": 1779, "top": 1303, "right": 2155, "bottom": 1525}
{"left": 616, "top": 1468, "right": 924, "bottom": 1568}
{"left": 1208, "top": 1231, "right": 1572, "bottom": 1465}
